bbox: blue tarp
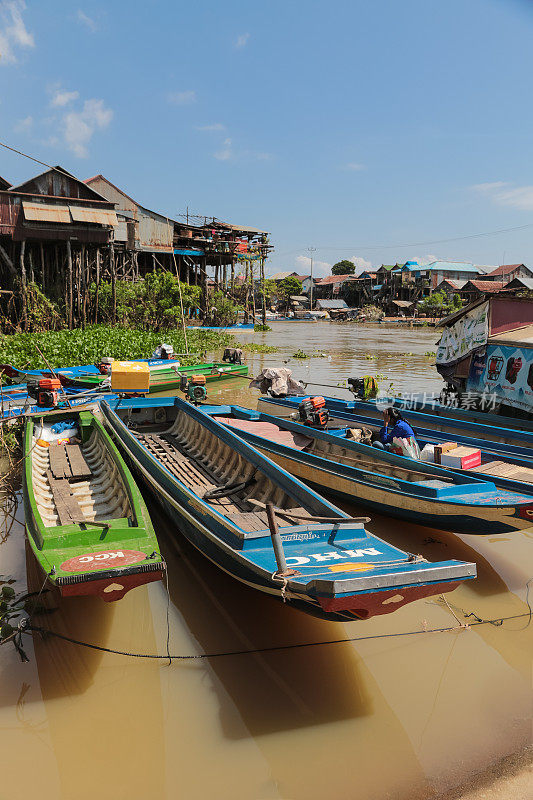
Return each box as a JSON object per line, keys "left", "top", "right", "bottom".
{"left": 174, "top": 248, "right": 204, "bottom": 256}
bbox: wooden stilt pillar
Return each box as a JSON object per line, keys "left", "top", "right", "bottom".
{"left": 66, "top": 240, "right": 73, "bottom": 329}
{"left": 110, "top": 244, "right": 116, "bottom": 322}
{"left": 95, "top": 247, "right": 100, "bottom": 323}
{"left": 40, "top": 243, "right": 45, "bottom": 292}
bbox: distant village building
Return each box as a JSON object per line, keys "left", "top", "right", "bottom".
{"left": 0, "top": 165, "right": 270, "bottom": 327}
{"left": 483, "top": 263, "right": 533, "bottom": 282}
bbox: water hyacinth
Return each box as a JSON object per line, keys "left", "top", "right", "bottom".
{"left": 0, "top": 325, "right": 236, "bottom": 372}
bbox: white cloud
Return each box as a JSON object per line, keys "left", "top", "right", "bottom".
{"left": 349, "top": 256, "right": 372, "bottom": 274}
{"left": 214, "top": 138, "right": 233, "bottom": 161}
{"left": 51, "top": 89, "right": 79, "bottom": 107}
{"left": 235, "top": 32, "right": 250, "bottom": 49}
{"left": 471, "top": 181, "right": 533, "bottom": 211}
{"left": 167, "top": 90, "right": 196, "bottom": 106}
{"left": 77, "top": 9, "right": 97, "bottom": 32}
{"left": 295, "top": 254, "right": 332, "bottom": 278}
{"left": 197, "top": 123, "right": 225, "bottom": 131}
{"left": 62, "top": 98, "right": 113, "bottom": 158}
{"left": 344, "top": 162, "right": 365, "bottom": 171}
{"left": 14, "top": 114, "right": 32, "bottom": 132}
{"left": 414, "top": 254, "right": 438, "bottom": 266}
{"left": 0, "top": 1, "right": 34, "bottom": 65}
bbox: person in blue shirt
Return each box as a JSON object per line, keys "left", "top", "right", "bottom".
{"left": 373, "top": 407, "right": 416, "bottom": 450}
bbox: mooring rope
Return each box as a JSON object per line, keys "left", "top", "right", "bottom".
{"left": 9, "top": 606, "right": 529, "bottom": 663}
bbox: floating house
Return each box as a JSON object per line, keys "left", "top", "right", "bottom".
{"left": 436, "top": 295, "right": 533, "bottom": 417}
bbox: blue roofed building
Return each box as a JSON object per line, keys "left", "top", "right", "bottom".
{"left": 402, "top": 260, "right": 487, "bottom": 290}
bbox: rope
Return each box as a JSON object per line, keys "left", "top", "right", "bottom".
{"left": 16, "top": 609, "right": 531, "bottom": 663}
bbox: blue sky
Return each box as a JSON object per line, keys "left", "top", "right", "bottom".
{"left": 2, "top": 0, "right": 533, "bottom": 276}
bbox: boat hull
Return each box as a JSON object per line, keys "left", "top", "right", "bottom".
{"left": 22, "top": 410, "right": 165, "bottom": 602}
{"left": 102, "top": 399, "right": 475, "bottom": 621}
{"left": 257, "top": 395, "right": 533, "bottom": 450}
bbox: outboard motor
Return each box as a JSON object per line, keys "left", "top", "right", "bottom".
{"left": 223, "top": 347, "right": 243, "bottom": 365}
{"left": 153, "top": 343, "right": 174, "bottom": 360}
{"left": 347, "top": 376, "right": 378, "bottom": 400}
{"left": 298, "top": 396, "right": 329, "bottom": 428}
{"left": 347, "top": 377, "right": 365, "bottom": 399}
{"left": 180, "top": 374, "right": 207, "bottom": 405}
{"left": 96, "top": 356, "right": 114, "bottom": 375}
{"left": 27, "top": 377, "right": 61, "bottom": 408}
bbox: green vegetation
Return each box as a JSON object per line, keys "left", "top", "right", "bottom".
{"left": 2, "top": 271, "right": 243, "bottom": 334}
{"left": 424, "top": 350, "right": 437, "bottom": 357}
{"left": 331, "top": 260, "right": 356, "bottom": 275}
{"left": 254, "top": 324, "right": 271, "bottom": 332}
{"left": 0, "top": 578, "right": 46, "bottom": 644}
{"left": 417, "top": 291, "right": 462, "bottom": 317}
{"left": 241, "top": 342, "right": 280, "bottom": 353}
{"left": 293, "top": 349, "right": 309, "bottom": 358}
{"left": 0, "top": 325, "right": 235, "bottom": 371}
{"left": 277, "top": 277, "right": 303, "bottom": 310}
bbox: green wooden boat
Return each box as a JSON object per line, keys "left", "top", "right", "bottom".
{"left": 22, "top": 410, "right": 165, "bottom": 601}
{"left": 58, "top": 361, "right": 248, "bottom": 393}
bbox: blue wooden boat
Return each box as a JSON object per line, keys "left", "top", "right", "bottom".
{"left": 257, "top": 395, "right": 533, "bottom": 450}
{"left": 185, "top": 323, "right": 255, "bottom": 331}
{"left": 100, "top": 396, "right": 475, "bottom": 621}
{"left": 0, "top": 357, "right": 181, "bottom": 386}
{"left": 191, "top": 403, "right": 533, "bottom": 535}
{"left": 0, "top": 391, "right": 116, "bottom": 422}
{"left": 258, "top": 396, "right": 533, "bottom": 478}
{"left": 387, "top": 393, "right": 533, "bottom": 433}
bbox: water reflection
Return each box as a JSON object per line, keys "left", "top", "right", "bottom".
{"left": 0, "top": 323, "right": 531, "bottom": 800}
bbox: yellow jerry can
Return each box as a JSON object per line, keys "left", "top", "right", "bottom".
{"left": 110, "top": 361, "right": 150, "bottom": 393}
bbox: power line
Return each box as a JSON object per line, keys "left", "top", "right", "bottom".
{"left": 0, "top": 140, "right": 77, "bottom": 183}
{"left": 274, "top": 222, "right": 533, "bottom": 260}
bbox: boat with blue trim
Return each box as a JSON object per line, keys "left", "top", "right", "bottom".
{"left": 100, "top": 396, "right": 476, "bottom": 621}
{"left": 194, "top": 403, "right": 533, "bottom": 534}
{"left": 257, "top": 394, "right": 533, "bottom": 450}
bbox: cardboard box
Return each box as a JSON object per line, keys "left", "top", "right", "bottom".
{"left": 441, "top": 447, "right": 481, "bottom": 470}
{"left": 434, "top": 442, "right": 458, "bottom": 464}
{"left": 111, "top": 361, "right": 150, "bottom": 393}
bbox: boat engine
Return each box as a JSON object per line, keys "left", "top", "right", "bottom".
{"left": 298, "top": 396, "right": 329, "bottom": 428}
{"left": 180, "top": 374, "right": 207, "bottom": 405}
{"left": 27, "top": 377, "right": 61, "bottom": 408}
{"left": 96, "top": 356, "right": 114, "bottom": 374}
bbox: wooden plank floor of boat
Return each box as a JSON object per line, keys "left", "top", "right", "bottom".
{"left": 134, "top": 430, "right": 311, "bottom": 533}
{"left": 471, "top": 459, "right": 533, "bottom": 484}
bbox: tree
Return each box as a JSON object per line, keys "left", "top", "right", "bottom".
{"left": 417, "top": 291, "right": 462, "bottom": 317}
{"left": 331, "top": 260, "right": 356, "bottom": 275}
{"left": 277, "top": 277, "right": 302, "bottom": 310}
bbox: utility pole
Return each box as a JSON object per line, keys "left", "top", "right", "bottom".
{"left": 307, "top": 247, "right": 317, "bottom": 310}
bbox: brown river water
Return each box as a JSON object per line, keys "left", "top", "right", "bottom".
{"left": 1, "top": 322, "right": 532, "bottom": 800}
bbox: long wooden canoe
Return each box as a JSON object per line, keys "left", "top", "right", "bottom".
{"left": 257, "top": 394, "right": 533, "bottom": 450}
{"left": 195, "top": 404, "right": 533, "bottom": 535}
{"left": 23, "top": 409, "right": 165, "bottom": 601}
{"left": 58, "top": 362, "right": 248, "bottom": 392}
{"left": 101, "top": 396, "right": 475, "bottom": 622}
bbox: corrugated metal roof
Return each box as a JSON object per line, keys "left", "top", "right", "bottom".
{"left": 463, "top": 280, "right": 505, "bottom": 292}
{"left": 489, "top": 324, "right": 533, "bottom": 346}
{"left": 22, "top": 201, "right": 70, "bottom": 223}
{"left": 69, "top": 206, "right": 118, "bottom": 225}
{"left": 406, "top": 261, "right": 481, "bottom": 274}
{"left": 392, "top": 300, "right": 414, "bottom": 307}
{"left": 316, "top": 299, "right": 348, "bottom": 309}
{"left": 316, "top": 274, "right": 356, "bottom": 285}
{"left": 485, "top": 263, "right": 527, "bottom": 277}
{"left": 506, "top": 277, "right": 533, "bottom": 290}
{"left": 217, "top": 220, "right": 268, "bottom": 235}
